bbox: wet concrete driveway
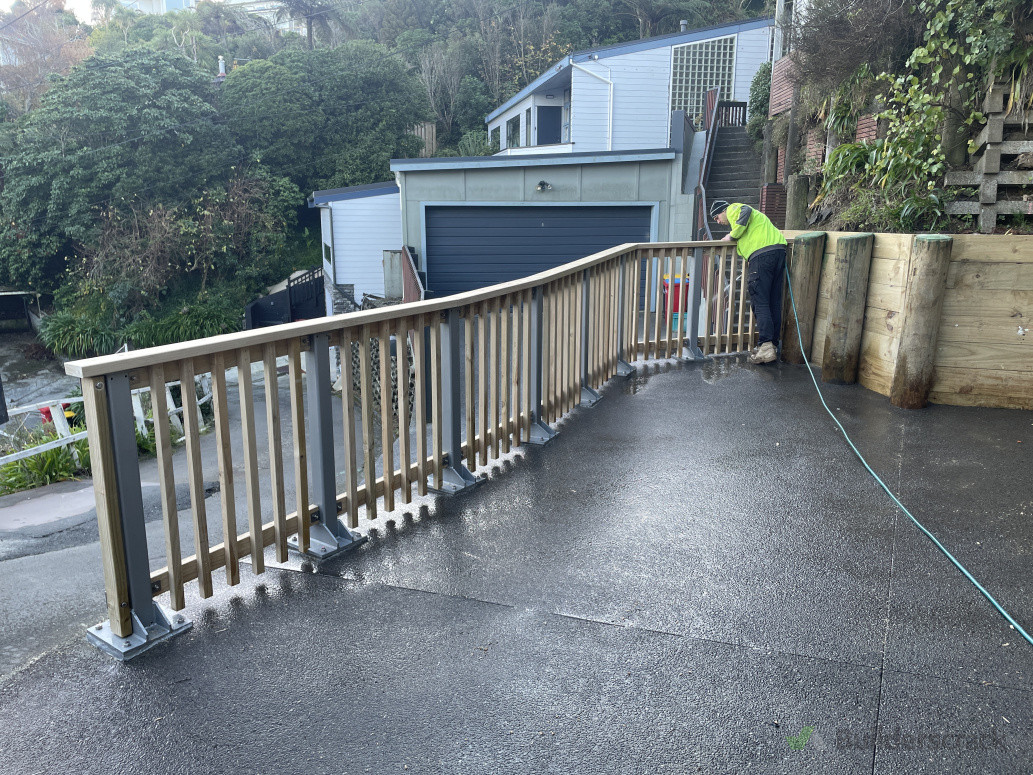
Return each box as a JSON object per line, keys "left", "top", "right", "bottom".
{"left": 0, "top": 355, "right": 1030, "bottom": 773}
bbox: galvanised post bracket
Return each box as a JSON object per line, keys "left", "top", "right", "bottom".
{"left": 527, "top": 286, "right": 557, "bottom": 444}
{"left": 616, "top": 360, "right": 635, "bottom": 377}
{"left": 88, "top": 605, "right": 192, "bottom": 662}
{"left": 433, "top": 308, "right": 482, "bottom": 492}
{"left": 681, "top": 247, "right": 706, "bottom": 361}
{"left": 87, "top": 373, "right": 192, "bottom": 660}
{"left": 289, "top": 333, "right": 367, "bottom": 559}
{"left": 581, "top": 385, "right": 602, "bottom": 405}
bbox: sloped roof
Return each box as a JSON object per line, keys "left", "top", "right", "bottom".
{"left": 308, "top": 181, "right": 399, "bottom": 207}
{"left": 486, "top": 17, "right": 774, "bottom": 123}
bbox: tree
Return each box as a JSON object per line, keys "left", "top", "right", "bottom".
{"left": 220, "top": 57, "right": 325, "bottom": 183}
{"left": 276, "top": 0, "right": 339, "bottom": 49}
{"left": 417, "top": 40, "right": 465, "bottom": 138}
{"left": 0, "top": 48, "right": 239, "bottom": 290}
{"left": 0, "top": 0, "right": 91, "bottom": 116}
{"left": 221, "top": 42, "right": 429, "bottom": 192}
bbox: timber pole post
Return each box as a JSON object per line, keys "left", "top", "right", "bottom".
{"left": 890, "top": 235, "right": 953, "bottom": 409}
{"left": 821, "top": 233, "right": 875, "bottom": 384}
{"left": 781, "top": 232, "right": 826, "bottom": 365}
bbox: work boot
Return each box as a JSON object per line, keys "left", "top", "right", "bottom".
{"left": 748, "top": 341, "right": 777, "bottom": 364}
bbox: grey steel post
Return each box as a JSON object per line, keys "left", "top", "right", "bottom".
{"left": 527, "top": 286, "right": 557, "bottom": 444}
{"left": 436, "top": 308, "right": 479, "bottom": 491}
{"left": 579, "top": 269, "right": 601, "bottom": 406}
{"left": 290, "top": 333, "right": 366, "bottom": 557}
{"left": 683, "top": 247, "right": 705, "bottom": 360}
{"left": 86, "top": 373, "right": 190, "bottom": 660}
{"left": 616, "top": 254, "right": 636, "bottom": 377}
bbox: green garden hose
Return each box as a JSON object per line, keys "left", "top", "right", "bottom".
{"left": 784, "top": 264, "right": 1033, "bottom": 648}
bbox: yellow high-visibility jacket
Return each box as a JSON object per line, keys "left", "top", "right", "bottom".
{"left": 727, "top": 203, "right": 787, "bottom": 261}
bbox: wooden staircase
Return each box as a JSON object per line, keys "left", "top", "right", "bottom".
{"left": 945, "top": 81, "right": 1033, "bottom": 232}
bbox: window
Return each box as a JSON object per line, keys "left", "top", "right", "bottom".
{"left": 525, "top": 108, "right": 532, "bottom": 145}
{"left": 490, "top": 126, "right": 501, "bottom": 151}
{"left": 506, "top": 115, "right": 521, "bottom": 148}
{"left": 670, "top": 35, "right": 737, "bottom": 129}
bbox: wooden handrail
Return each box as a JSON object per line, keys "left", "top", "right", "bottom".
{"left": 75, "top": 238, "right": 757, "bottom": 658}
{"left": 65, "top": 240, "right": 726, "bottom": 382}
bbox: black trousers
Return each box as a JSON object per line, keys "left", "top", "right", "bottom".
{"left": 746, "top": 247, "right": 787, "bottom": 345}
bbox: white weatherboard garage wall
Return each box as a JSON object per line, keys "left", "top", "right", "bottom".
{"left": 571, "top": 49, "right": 672, "bottom": 152}
{"left": 324, "top": 192, "right": 402, "bottom": 298}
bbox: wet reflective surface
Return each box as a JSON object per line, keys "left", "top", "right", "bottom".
{"left": 0, "top": 356, "right": 1030, "bottom": 773}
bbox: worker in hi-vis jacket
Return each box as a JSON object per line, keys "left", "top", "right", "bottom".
{"left": 709, "top": 200, "right": 788, "bottom": 365}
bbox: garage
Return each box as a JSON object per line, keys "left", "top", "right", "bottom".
{"left": 423, "top": 205, "right": 653, "bottom": 297}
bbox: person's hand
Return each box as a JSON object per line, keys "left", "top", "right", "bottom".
{"left": 721, "top": 233, "right": 733, "bottom": 241}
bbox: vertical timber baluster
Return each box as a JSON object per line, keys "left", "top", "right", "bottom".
{"left": 210, "top": 353, "right": 237, "bottom": 584}
{"left": 337, "top": 331, "right": 359, "bottom": 526}
{"left": 490, "top": 299, "right": 500, "bottom": 459}
{"left": 430, "top": 316, "right": 444, "bottom": 488}
{"left": 412, "top": 316, "right": 429, "bottom": 496}
{"left": 725, "top": 247, "right": 736, "bottom": 355}
{"left": 149, "top": 364, "right": 184, "bottom": 611}
{"left": 378, "top": 322, "right": 395, "bottom": 513}
{"left": 180, "top": 359, "right": 213, "bottom": 598}
{"left": 397, "top": 317, "right": 412, "bottom": 504}
{"left": 642, "top": 254, "right": 654, "bottom": 360}
{"left": 236, "top": 347, "right": 264, "bottom": 573}
{"left": 477, "top": 301, "right": 489, "bottom": 465}
{"left": 500, "top": 296, "right": 512, "bottom": 454}
{"left": 359, "top": 327, "right": 377, "bottom": 521}
{"left": 263, "top": 343, "right": 288, "bottom": 560}
{"left": 736, "top": 253, "right": 749, "bottom": 353}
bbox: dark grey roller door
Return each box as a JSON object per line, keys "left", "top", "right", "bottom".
{"left": 425, "top": 205, "right": 652, "bottom": 296}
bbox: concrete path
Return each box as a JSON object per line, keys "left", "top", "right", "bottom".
{"left": 0, "top": 356, "right": 1030, "bottom": 773}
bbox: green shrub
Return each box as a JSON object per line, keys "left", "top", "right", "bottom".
{"left": 0, "top": 439, "right": 79, "bottom": 495}
{"left": 40, "top": 311, "right": 120, "bottom": 358}
{"left": 746, "top": 62, "right": 772, "bottom": 145}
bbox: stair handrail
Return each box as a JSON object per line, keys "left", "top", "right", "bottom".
{"left": 695, "top": 87, "right": 721, "bottom": 240}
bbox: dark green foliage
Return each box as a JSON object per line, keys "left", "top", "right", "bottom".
{"left": 39, "top": 311, "right": 119, "bottom": 358}
{"left": 0, "top": 48, "right": 239, "bottom": 291}
{"left": 222, "top": 42, "right": 429, "bottom": 192}
{"left": 746, "top": 61, "right": 771, "bottom": 144}
{"left": 0, "top": 429, "right": 89, "bottom": 495}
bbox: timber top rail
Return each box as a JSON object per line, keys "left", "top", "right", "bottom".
{"left": 65, "top": 241, "right": 732, "bottom": 381}
{"left": 67, "top": 238, "right": 758, "bottom": 660}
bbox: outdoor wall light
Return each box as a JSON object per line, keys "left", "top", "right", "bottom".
{"left": 536, "top": 180, "right": 553, "bottom": 191}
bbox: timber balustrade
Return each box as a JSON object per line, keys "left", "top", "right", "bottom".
{"left": 65, "top": 240, "right": 755, "bottom": 660}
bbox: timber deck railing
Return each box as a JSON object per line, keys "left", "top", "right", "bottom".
{"left": 66, "top": 240, "right": 756, "bottom": 659}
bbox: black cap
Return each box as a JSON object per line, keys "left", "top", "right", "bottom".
{"left": 709, "top": 199, "right": 729, "bottom": 218}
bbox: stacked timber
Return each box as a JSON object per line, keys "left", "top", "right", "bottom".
{"left": 946, "top": 81, "right": 1033, "bottom": 233}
